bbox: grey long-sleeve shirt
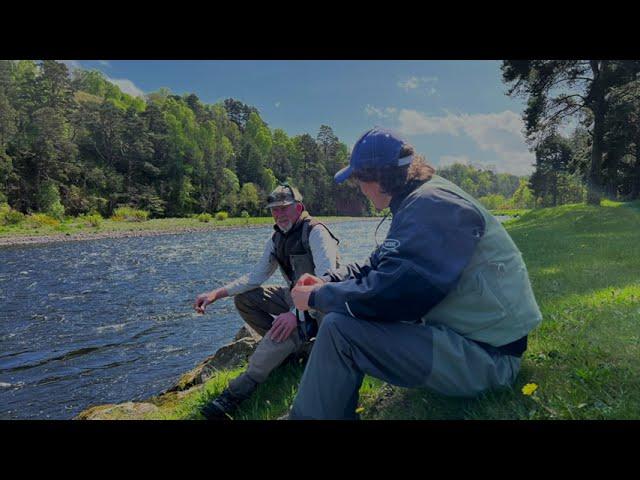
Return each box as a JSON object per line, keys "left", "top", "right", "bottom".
{"left": 222, "top": 225, "right": 339, "bottom": 296}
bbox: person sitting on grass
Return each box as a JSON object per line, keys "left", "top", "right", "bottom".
{"left": 288, "top": 127, "right": 543, "bottom": 420}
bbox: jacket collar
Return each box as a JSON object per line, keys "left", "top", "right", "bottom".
{"left": 389, "top": 179, "right": 428, "bottom": 214}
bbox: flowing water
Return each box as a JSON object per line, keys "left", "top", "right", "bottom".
{"left": 0, "top": 214, "right": 511, "bottom": 419}
{"left": 0, "top": 219, "right": 388, "bottom": 419}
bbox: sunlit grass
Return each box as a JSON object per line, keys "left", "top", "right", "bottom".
{"left": 358, "top": 200, "right": 640, "bottom": 419}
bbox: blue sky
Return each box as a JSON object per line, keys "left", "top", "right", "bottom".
{"left": 64, "top": 60, "right": 534, "bottom": 176}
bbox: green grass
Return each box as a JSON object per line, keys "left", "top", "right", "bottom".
{"left": 0, "top": 215, "right": 371, "bottom": 238}
{"left": 132, "top": 360, "right": 387, "bottom": 420}
{"left": 356, "top": 200, "right": 640, "bottom": 420}
{"left": 82, "top": 200, "right": 640, "bottom": 420}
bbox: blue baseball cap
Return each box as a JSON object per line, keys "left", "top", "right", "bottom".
{"left": 334, "top": 127, "right": 413, "bottom": 184}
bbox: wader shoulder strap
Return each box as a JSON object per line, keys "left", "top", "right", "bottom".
{"left": 301, "top": 220, "right": 340, "bottom": 253}
{"left": 301, "top": 220, "right": 341, "bottom": 269}
{"left": 271, "top": 230, "right": 281, "bottom": 257}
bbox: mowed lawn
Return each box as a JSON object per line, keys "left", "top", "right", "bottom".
{"left": 94, "top": 201, "right": 640, "bottom": 420}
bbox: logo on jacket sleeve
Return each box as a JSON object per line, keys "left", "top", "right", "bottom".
{"left": 380, "top": 238, "right": 401, "bottom": 256}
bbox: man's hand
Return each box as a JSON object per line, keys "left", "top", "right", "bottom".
{"left": 295, "top": 273, "right": 325, "bottom": 288}
{"left": 268, "top": 311, "right": 298, "bottom": 342}
{"left": 291, "top": 284, "right": 321, "bottom": 312}
{"left": 194, "top": 288, "right": 225, "bottom": 314}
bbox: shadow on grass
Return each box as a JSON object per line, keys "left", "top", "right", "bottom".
{"left": 361, "top": 380, "right": 531, "bottom": 420}
{"left": 234, "top": 361, "right": 306, "bottom": 420}
{"left": 360, "top": 361, "right": 633, "bottom": 421}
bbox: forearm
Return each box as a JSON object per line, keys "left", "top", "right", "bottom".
{"left": 212, "top": 287, "right": 229, "bottom": 300}
{"left": 310, "top": 192, "right": 485, "bottom": 321}
{"left": 310, "top": 264, "right": 448, "bottom": 322}
{"left": 222, "top": 274, "right": 269, "bottom": 296}
{"left": 221, "top": 238, "right": 278, "bottom": 296}
{"left": 322, "top": 260, "right": 373, "bottom": 283}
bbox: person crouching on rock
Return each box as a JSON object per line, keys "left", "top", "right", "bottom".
{"left": 193, "top": 184, "right": 340, "bottom": 420}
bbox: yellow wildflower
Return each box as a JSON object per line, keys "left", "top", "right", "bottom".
{"left": 355, "top": 407, "right": 365, "bottom": 414}
{"left": 522, "top": 383, "right": 538, "bottom": 396}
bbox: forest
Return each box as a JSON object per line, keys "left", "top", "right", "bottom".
{"left": 1, "top": 60, "right": 638, "bottom": 224}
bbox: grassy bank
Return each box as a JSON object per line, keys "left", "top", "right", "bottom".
{"left": 80, "top": 201, "right": 640, "bottom": 420}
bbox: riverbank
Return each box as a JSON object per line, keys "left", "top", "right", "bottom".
{"left": 0, "top": 216, "right": 376, "bottom": 247}
{"left": 77, "top": 200, "right": 640, "bottom": 419}
{"left": 489, "top": 208, "right": 531, "bottom": 217}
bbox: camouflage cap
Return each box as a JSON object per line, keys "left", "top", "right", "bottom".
{"left": 266, "top": 184, "right": 303, "bottom": 208}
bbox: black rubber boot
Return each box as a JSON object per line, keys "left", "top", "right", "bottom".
{"left": 200, "top": 376, "right": 258, "bottom": 420}
{"left": 200, "top": 388, "right": 245, "bottom": 420}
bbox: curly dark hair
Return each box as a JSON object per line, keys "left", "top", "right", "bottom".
{"left": 351, "top": 144, "right": 436, "bottom": 196}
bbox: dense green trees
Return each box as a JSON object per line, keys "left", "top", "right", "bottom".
{"left": 437, "top": 163, "right": 520, "bottom": 198}
{"left": 10, "top": 60, "right": 629, "bottom": 218}
{"left": 529, "top": 134, "right": 574, "bottom": 206}
{"left": 436, "top": 163, "right": 535, "bottom": 210}
{"left": 502, "top": 60, "right": 640, "bottom": 205}
{"left": 0, "top": 60, "right": 372, "bottom": 218}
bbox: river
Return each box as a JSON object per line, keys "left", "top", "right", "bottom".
{"left": 0, "top": 219, "right": 389, "bottom": 419}
{"left": 0, "top": 214, "right": 513, "bottom": 419}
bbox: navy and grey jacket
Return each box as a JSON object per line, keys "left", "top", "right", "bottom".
{"left": 308, "top": 180, "right": 486, "bottom": 323}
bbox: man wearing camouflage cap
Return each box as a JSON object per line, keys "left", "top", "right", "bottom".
{"left": 194, "top": 184, "right": 340, "bottom": 419}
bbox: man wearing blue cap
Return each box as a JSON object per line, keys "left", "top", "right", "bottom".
{"left": 288, "top": 127, "right": 542, "bottom": 420}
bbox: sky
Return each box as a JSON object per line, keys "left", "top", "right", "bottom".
{"left": 63, "top": 60, "right": 534, "bottom": 176}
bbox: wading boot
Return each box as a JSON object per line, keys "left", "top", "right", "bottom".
{"left": 200, "top": 388, "right": 245, "bottom": 420}
{"left": 200, "top": 375, "right": 257, "bottom": 420}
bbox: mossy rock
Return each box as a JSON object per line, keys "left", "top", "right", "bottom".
{"left": 75, "top": 402, "right": 159, "bottom": 420}
{"left": 165, "top": 336, "right": 258, "bottom": 393}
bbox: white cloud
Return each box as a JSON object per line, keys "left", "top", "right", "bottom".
{"left": 397, "top": 76, "right": 438, "bottom": 95}
{"left": 398, "top": 76, "right": 421, "bottom": 91}
{"left": 365, "top": 104, "right": 397, "bottom": 118}
{"left": 98, "top": 60, "right": 111, "bottom": 67}
{"left": 275, "top": 102, "right": 281, "bottom": 108}
{"left": 56, "top": 61, "right": 144, "bottom": 99}
{"left": 105, "top": 77, "right": 145, "bottom": 98}
{"left": 397, "top": 109, "right": 535, "bottom": 175}
{"left": 365, "top": 105, "right": 384, "bottom": 117}
{"left": 397, "top": 109, "right": 461, "bottom": 136}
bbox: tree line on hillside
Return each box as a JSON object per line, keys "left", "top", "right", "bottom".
{"left": 0, "top": 60, "right": 370, "bottom": 219}
{"left": 436, "top": 163, "right": 534, "bottom": 209}
{"left": 0, "top": 60, "right": 538, "bottom": 222}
